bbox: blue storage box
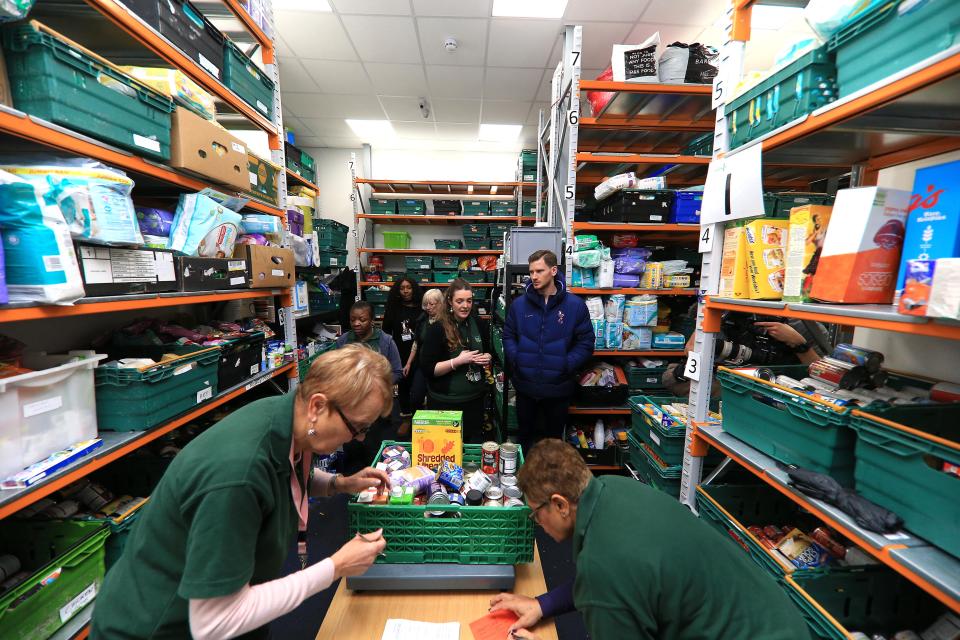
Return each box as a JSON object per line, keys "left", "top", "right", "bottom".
{"left": 672, "top": 192, "right": 702, "bottom": 224}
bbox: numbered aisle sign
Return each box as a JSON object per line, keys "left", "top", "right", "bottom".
{"left": 684, "top": 351, "right": 703, "bottom": 382}
{"left": 700, "top": 143, "right": 765, "bottom": 225}
{"left": 698, "top": 224, "right": 715, "bottom": 253}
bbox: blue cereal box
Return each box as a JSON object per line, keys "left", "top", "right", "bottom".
{"left": 896, "top": 159, "right": 960, "bottom": 292}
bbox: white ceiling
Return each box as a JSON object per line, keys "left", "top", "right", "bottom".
{"left": 276, "top": 0, "right": 815, "bottom": 151}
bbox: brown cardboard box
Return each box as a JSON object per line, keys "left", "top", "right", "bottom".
{"left": 0, "top": 46, "right": 11, "bottom": 107}
{"left": 235, "top": 244, "right": 294, "bottom": 288}
{"left": 169, "top": 107, "right": 248, "bottom": 191}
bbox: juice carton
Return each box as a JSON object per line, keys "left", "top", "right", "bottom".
{"left": 783, "top": 205, "right": 834, "bottom": 302}
{"left": 745, "top": 218, "right": 789, "bottom": 300}
{"left": 810, "top": 187, "right": 910, "bottom": 304}
{"left": 718, "top": 222, "right": 750, "bottom": 299}
{"left": 896, "top": 159, "right": 960, "bottom": 294}
{"left": 411, "top": 410, "right": 463, "bottom": 469}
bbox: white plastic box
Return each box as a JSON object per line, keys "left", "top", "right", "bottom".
{"left": 0, "top": 353, "right": 106, "bottom": 481}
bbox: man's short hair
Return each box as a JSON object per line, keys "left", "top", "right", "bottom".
{"left": 528, "top": 250, "right": 558, "bottom": 268}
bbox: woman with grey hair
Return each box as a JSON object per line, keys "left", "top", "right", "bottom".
{"left": 403, "top": 287, "right": 445, "bottom": 424}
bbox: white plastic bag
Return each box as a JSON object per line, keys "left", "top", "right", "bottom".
{"left": 612, "top": 32, "right": 660, "bottom": 83}
{"left": 598, "top": 258, "right": 615, "bottom": 288}
{"left": 604, "top": 294, "right": 626, "bottom": 322}
{"left": 658, "top": 45, "right": 689, "bottom": 83}
{"left": 595, "top": 173, "right": 666, "bottom": 202}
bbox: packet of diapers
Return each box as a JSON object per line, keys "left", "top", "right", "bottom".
{"left": 168, "top": 193, "right": 242, "bottom": 257}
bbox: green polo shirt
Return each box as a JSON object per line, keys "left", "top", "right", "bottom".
{"left": 91, "top": 394, "right": 300, "bottom": 640}
{"left": 572, "top": 476, "right": 810, "bottom": 640}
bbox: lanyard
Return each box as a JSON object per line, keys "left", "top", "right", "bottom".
{"left": 289, "top": 445, "right": 311, "bottom": 569}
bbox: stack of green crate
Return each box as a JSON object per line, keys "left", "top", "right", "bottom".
{"left": 521, "top": 200, "right": 536, "bottom": 218}
{"left": 683, "top": 132, "right": 714, "bottom": 157}
{"left": 284, "top": 142, "right": 316, "bottom": 183}
{"left": 464, "top": 237, "right": 490, "bottom": 250}
{"left": 406, "top": 271, "right": 432, "bottom": 284}
{"left": 433, "top": 255, "right": 460, "bottom": 269}
{"left": 364, "top": 288, "right": 390, "bottom": 304}
{"left": 397, "top": 199, "right": 426, "bottom": 215}
{"left": 520, "top": 149, "right": 537, "bottom": 181}
{"left": 462, "top": 222, "right": 489, "bottom": 237}
{"left": 434, "top": 239, "right": 462, "bottom": 250}
{"left": 433, "top": 270, "right": 458, "bottom": 284}
{"left": 771, "top": 193, "right": 834, "bottom": 218}
{"left": 316, "top": 248, "right": 348, "bottom": 267}
{"left": 404, "top": 255, "right": 433, "bottom": 272}
{"left": 491, "top": 202, "right": 517, "bottom": 217}
{"left": 458, "top": 270, "right": 485, "bottom": 284}
{"left": 370, "top": 198, "right": 396, "bottom": 214}
{"left": 314, "top": 219, "right": 348, "bottom": 250}
{"left": 462, "top": 200, "right": 489, "bottom": 215}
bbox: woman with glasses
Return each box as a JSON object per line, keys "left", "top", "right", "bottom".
{"left": 419, "top": 279, "right": 492, "bottom": 443}
{"left": 490, "top": 439, "right": 811, "bottom": 640}
{"left": 92, "top": 345, "right": 393, "bottom": 640}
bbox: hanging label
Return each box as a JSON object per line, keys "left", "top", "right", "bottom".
{"left": 700, "top": 143, "right": 764, "bottom": 225}
{"left": 230, "top": 276, "right": 246, "bottom": 285}
{"left": 684, "top": 352, "right": 703, "bottom": 382}
{"left": 60, "top": 583, "right": 96, "bottom": 623}
{"left": 698, "top": 224, "right": 715, "bottom": 253}
{"left": 197, "top": 386, "right": 213, "bottom": 403}
{"left": 23, "top": 396, "right": 63, "bottom": 418}
{"left": 250, "top": 364, "right": 260, "bottom": 375}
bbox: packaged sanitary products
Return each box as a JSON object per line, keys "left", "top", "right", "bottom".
{"left": 585, "top": 296, "right": 605, "bottom": 319}
{"left": 168, "top": 193, "right": 242, "bottom": 257}
{"left": 604, "top": 294, "right": 626, "bottom": 322}
{"left": 573, "top": 266, "right": 596, "bottom": 288}
{"left": 604, "top": 321, "right": 624, "bottom": 350}
{"left": 624, "top": 295, "right": 658, "bottom": 327}
{"left": 613, "top": 273, "right": 641, "bottom": 288}
{"left": 0, "top": 169, "right": 85, "bottom": 304}
{"left": 575, "top": 234, "right": 600, "bottom": 251}
{"left": 573, "top": 247, "right": 605, "bottom": 269}
{"left": 598, "top": 259, "right": 614, "bottom": 288}
{"left": 622, "top": 326, "right": 653, "bottom": 351}
{"left": 612, "top": 247, "right": 651, "bottom": 275}
{"left": 136, "top": 207, "right": 174, "bottom": 249}
{"left": 591, "top": 318, "right": 606, "bottom": 349}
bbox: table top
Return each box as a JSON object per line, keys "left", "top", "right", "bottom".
{"left": 315, "top": 546, "right": 560, "bottom": 640}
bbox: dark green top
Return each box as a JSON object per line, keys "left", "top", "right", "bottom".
{"left": 572, "top": 476, "right": 810, "bottom": 640}
{"left": 91, "top": 394, "right": 300, "bottom": 640}
{"left": 420, "top": 315, "right": 489, "bottom": 403}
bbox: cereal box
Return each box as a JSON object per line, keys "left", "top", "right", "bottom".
{"left": 810, "top": 187, "right": 910, "bottom": 304}
{"left": 783, "top": 205, "right": 833, "bottom": 302}
{"left": 411, "top": 410, "right": 463, "bottom": 469}
{"left": 745, "top": 218, "right": 788, "bottom": 300}
{"left": 718, "top": 223, "right": 750, "bottom": 299}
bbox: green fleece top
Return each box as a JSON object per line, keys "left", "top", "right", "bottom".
{"left": 572, "top": 476, "right": 810, "bottom": 640}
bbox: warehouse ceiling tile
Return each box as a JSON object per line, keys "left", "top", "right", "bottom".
{"left": 564, "top": 0, "right": 652, "bottom": 22}
{"left": 380, "top": 96, "right": 434, "bottom": 121}
{"left": 290, "top": 94, "right": 387, "bottom": 119}
{"left": 330, "top": 0, "right": 411, "bottom": 15}
{"left": 417, "top": 18, "right": 488, "bottom": 66}
{"left": 580, "top": 22, "right": 634, "bottom": 69}
{"left": 342, "top": 16, "right": 422, "bottom": 64}
{"left": 436, "top": 123, "right": 480, "bottom": 140}
{"left": 481, "top": 100, "right": 531, "bottom": 124}
{"left": 323, "top": 136, "right": 364, "bottom": 148}
{"left": 278, "top": 58, "right": 320, "bottom": 93}
{"left": 426, "top": 65, "right": 485, "bottom": 98}
{"left": 294, "top": 136, "right": 325, "bottom": 149}
{"left": 364, "top": 63, "right": 430, "bottom": 96}
{"left": 297, "top": 117, "right": 357, "bottom": 138}
{"left": 640, "top": 0, "right": 726, "bottom": 27}
{"left": 413, "top": 0, "right": 493, "bottom": 17}
{"left": 275, "top": 12, "right": 357, "bottom": 60}
{"left": 483, "top": 67, "right": 543, "bottom": 100}
{"left": 487, "top": 19, "right": 562, "bottom": 68}
{"left": 282, "top": 115, "right": 311, "bottom": 137}
{"left": 280, "top": 92, "right": 324, "bottom": 118}
{"left": 394, "top": 121, "right": 440, "bottom": 139}
{"left": 302, "top": 60, "right": 373, "bottom": 94}
{"left": 431, "top": 98, "right": 482, "bottom": 123}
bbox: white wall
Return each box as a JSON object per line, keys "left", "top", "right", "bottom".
{"left": 302, "top": 146, "right": 370, "bottom": 270}
{"left": 851, "top": 150, "right": 960, "bottom": 384}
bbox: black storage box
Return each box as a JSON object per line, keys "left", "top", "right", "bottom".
{"left": 123, "top": 0, "right": 226, "bottom": 80}
{"left": 176, "top": 256, "right": 251, "bottom": 291}
{"left": 596, "top": 189, "right": 675, "bottom": 224}
{"left": 575, "top": 364, "right": 629, "bottom": 406}
{"left": 433, "top": 199, "right": 461, "bottom": 215}
{"left": 218, "top": 331, "right": 265, "bottom": 389}
{"left": 76, "top": 243, "right": 178, "bottom": 296}
{"left": 576, "top": 447, "right": 621, "bottom": 466}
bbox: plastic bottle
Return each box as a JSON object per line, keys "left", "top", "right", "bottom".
{"left": 594, "top": 419, "right": 605, "bottom": 450}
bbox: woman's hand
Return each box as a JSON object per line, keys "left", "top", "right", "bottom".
{"left": 473, "top": 352, "right": 492, "bottom": 366}
{"left": 510, "top": 630, "right": 541, "bottom": 640}
{"left": 754, "top": 322, "right": 805, "bottom": 348}
{"left": 453, "top": 350, "right": 480, "bottom": 368}
{"left": 330, "top": 529, "right": 386, "bottom": 579}
{"left": 339, "top": 467, "right": 391, "bottom": 494}
{"left": 489, "top": 593, "right": 543, "bottom": 632}
{"left": 402, "top": 362, "right": 411, "bottom": 378}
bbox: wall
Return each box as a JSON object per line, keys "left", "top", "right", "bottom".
{"left": 302, "top": 146, "right": 369, "bottom": 269}
{"left": 851, "top": 150, "right": 960, "bottom": 384}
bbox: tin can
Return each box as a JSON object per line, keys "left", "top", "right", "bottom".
{"left": 448, "top": 492, "right": 465, "bottom": 507}
{"left": 481, "top": 441, "right": 499, "bottom": 475}
{"left": 504, "top": 497, "right": 525, "bottom": 508}
{"left": 500, "top": 475, "right": 517, "bottom": 488}
{"left": 868, "top": 370, "right": 888, "bottom": 389}
{"left": 831, "top": 343, "right": 884, "bottom": 373}
{"left": 467, "top": 471, "right": 492, "bottom": 493}
{"left": 427, "top": 490, "right": 449, "bottom": 516}
{"left": 484, "top": 486, "right": 503, "bottom": 502}
{"left": 463, "top": 461, "right": 480, "bottom": 475}
{"left": 499, "top": 442, "right": 518, "bottom": 476}
{"left": 503, "top": 485, "right": 523, "bottom": 500}
{"left": 811, "top": 527, "right": 846, "bottom": 559}
{"left": 808, "top": 359, "right": 866, "bottom": 390}
{"left": 483, "top": 499, "right": 502, "bottom": 507}
{"left": 466, "top": 489, "right": 483, "bottom": 506}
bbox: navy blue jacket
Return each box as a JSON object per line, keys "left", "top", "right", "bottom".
{"left": 503, "top": 278, "right": 595, "bottom": 399}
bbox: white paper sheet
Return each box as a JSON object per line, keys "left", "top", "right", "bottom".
{"left": 381, "top": 619, "right": 460, "bottom": 640}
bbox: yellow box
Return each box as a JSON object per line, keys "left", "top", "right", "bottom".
{"left": 719, "top": 225, "right": 750, "bottom": 299}
{"left": 745, "top": 219, "right": 788, "bottom": 300}
{"left": 122, "top": 66, "right": 216, "bottom": 120}
{"left": 411, "top": 410, "right": 463, "bottom": 469}
{"left": 783, "top": 205, "right": 833, "bottom": 302}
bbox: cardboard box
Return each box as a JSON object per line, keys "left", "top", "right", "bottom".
{"left": 810, "top": 187, "right": 910, "bottom": 304}
{"left": 235, "top": 244, "right": 294, "bottom": 288}
{"left": 411, "top": 410, "right": 463, "bottom": 469}
{"left": 745, "top": 219, "right": 788, "bottom": 300}
{"left": 76, "top": 243, "right": 178, "bottom": 296}
{"left": 718, "top": 223, "right": 750, "bottom": 299}
{"left": 169, "top": 107, "right": 248, "bottom": 192}
{"left": 247, "top": 152, "right": 281, "bottom": 206}
{"left": 783, "top": 205, "right": 833, "bottom": 302}
{"left": 177, "top": 256, "right": 250, "bottom": 292}
{"left": 896, "top": 159, "right": 960, "bottom": 294}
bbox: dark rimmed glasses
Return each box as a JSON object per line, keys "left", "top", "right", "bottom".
{"left": 334, "top": 404, "right": 374, "bottom": 439}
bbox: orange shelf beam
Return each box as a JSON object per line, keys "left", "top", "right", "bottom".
{"left": 222, "top": 0, "right": 275, "bottom": 56}
{"left": 358, "top": 178, "right": 532, "bottom": 188}
{"left": 0, "top": 290, "right": 282, "bottom": 324}
{"left": 359, "top": 249, "right": 503, "bottom": 255}
{"left": 572, "top": 222, "right": 699, "bottom": 233}
{"left": 569, "top": 288, "right": 698, "bottom": 296}
{"left": 360, "top": 282, "right": 494, "bottom": 288}
{"left": 592, "top": 350, "right": 685, "bottom": 357}
{"left": 579, "top": 117, "right": 714, "bottom": 131}
{"left": 577, "top": 153, "right": 710, "bottom": 165}
{"left": 579, "top": 80, "right": 713, "bottom": 95}
{"left": 286, "top": 169, "right": 319, "bottom": 193}
{"left": 358, "top": 214, "right": 523, "bottom": 224}
{"left": 0, "top": 364, "right": 294, "bottom": 520}
{"left": 569, "top": 407, "right": 631, "bottom": 415}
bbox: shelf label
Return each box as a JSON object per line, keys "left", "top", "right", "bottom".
{"left": 684, "top": 351, "right": 703, "bottom": 382}
{"left": 250, "top": 364, "right": 260, "bottom": 375}
{"left": 649, "top": 430, "right": 661, "bottom": 447}
{"left": 24, "top": 396, "right": 63, "bottom": 418}
{"left": 245, "top": 373, "right": 271, "bottom": 391}
{"left": 230, "top": 276, "right": 246, "bottom": 286}
{"left": 698, "top": 224, "right": 715, "bottom": 253}
{"left": 198, "top": 53, "right": 220, "bottom": 78}
{"left": 701, "top": 143, "right": 764, "bottom": 225}
{"left": 197, "top": 386, "right": 213, "bottom": 404}
{"left": 132, "top": 134, "right": 161, "bottom": 154}
{"left": 60, "top": 582, "right": 96, "bottom": 623}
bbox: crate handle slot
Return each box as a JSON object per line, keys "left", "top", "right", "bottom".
{"left": 856, "top": 427, "right": 929, "bottom": 458}
{"left": 179, "top": 2, "right": 206, "bottom": 30}
{"left": 424, "top": 510, "right": 462, "bottom": 519}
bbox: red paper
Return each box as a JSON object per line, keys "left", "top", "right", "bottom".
{"left": 469, "top": 610, "right": 519, "bottom": 640}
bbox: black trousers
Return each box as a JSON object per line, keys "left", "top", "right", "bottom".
{"left": 516, "top": 393, "right": 570, "bottom": 455}
{"left": 409, "top": 367, "right": 428, "bottom": 414}
{"left": 426, "top": 394, "right": 487, "bottom": 444}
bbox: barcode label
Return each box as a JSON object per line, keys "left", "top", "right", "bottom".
{"left": 24, "top": 396, "right": 62, "bottom": 418}
{"left": 249, "top": 172, "right": 258, "bottom": 186}
{"left": 133, "top": 134, "right": 161, "bottom": 153}
{"left": 197, "top": 387, "right": 213, "bottom": 403}
{"left": 230, "top": 276, "right": 246, "bottom": 285}
{"left": 43, "top": 255, "right": 64, "bottom": 272}
{"left": 271, "top": 269, "right": 284, "bottom": 276}
{"left": 232, "top": 142, "right": 246, "bottom": 154}
{"left": 228, "top": 260, "right": 246, "bottom": 271}
{"left": 59, "top": 583, "right": 96, "bottom": 623}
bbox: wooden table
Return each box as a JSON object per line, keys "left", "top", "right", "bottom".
{"left": 315, "top": 546, "right": 559, "bottom": 640}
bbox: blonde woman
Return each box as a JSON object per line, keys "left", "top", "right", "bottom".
{"left": 404, "top": 287, "right": 444, "bottom": 426}
{"left": 92, "top": 346, "right": 393, "bottom": 640}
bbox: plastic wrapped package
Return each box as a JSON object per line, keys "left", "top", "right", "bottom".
{"left": 591, "top": 318, "right": 606, "bottom": 349}
{"left": 604, "top": 294, "right": 626, "bottom": 322}
{"left": 624, "top": 295, "right": 658, "bottom": 327}
{"left": 658, "top": 43, "right": 719, "bottom": 84}
{"left": 237, "top": 234, "right": 268, "bottom": 246}
{"left": 2, "top": 159, "right": 142, "bottom": 246}
{"left": 0, "top": 169, "right": 85, "bottom": 304}
{"left": 0, "top": 0, "right": 34, "bottom": 21}
{"left": 640, "top": 262, "right": 663, "bottom": 289}
{"left": 290, "top": 234, "right": 311, "bottom": 267}
{"left": 598, "top": 258, "right": 614, "bottom": 288}
{"left": 622, "top": 326, "right": 653, "bottom": 351}
{"left": 612, "top": 247, "right": 652, "bottom": 275}
{"left": 573, "top": 247, "right": 606, "bottom": 269}
{"left": 661, "top": 260, "right": 691, "bottom": 275}
{"left": 612, "top": 32, "right": 660, "bottom": 83}
{"left": 586, "top": 67, "right": 616, "bottom": 115}
{"left": 167, "top": 193, "right": 242, "bottom": 257}
{"left": 585, "top": 296, "right": 605, "bottom": 319}
{"left": 614, "top": 273, "right": 641, "bottom": 288}
{"left": 0, "top": 233, "right": 6, "bottom": 303}
{"left": 476, "top": 255, "right": 498, "bottom": 271}
{"left": 595, "top": 173, "right": 666, "bottom": 202}
{"left": 611, "top": 233, "right": 639, "bottom": 248}
{"left": 135, "top": 207, "right": 174, "bottom": 249}
{"left": 121, "top": 66, "right": 216, "bottom": 120}
{"left": 604, "top": 321, "right": 624, "bottom": 350}
{"left": 240, "top": 214, "right": 283, "bottom": 235}
{"left": 575, "top": 235, "right": 600, "bottom": 251}
{"left": 573, "top": 266, "right": 596, "bottom": 288}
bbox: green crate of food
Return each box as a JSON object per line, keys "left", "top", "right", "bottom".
{"left": 96, "top": 348, "right": 220, "bottom": 431}
{"left": 397, "top": 199, "right": 426, "bottom": 215}
{"left": 284, "top": 142, "right": 316, "bottom": 183}
{"left": 520, "top": 149, "right": 537, "bottom": 168}
{"left": 491, "top": 202, "right": 517, "bottom": 216}
{"left": 316, "top": 248, "right": 348, "bottom": 267}
{"left": 223, "top": 40, "right": 275, "bottom": 119}
{"left": 406, "top": 270, "right": 433, "bottom": 284}
{"left": 849, "top": 403, "right": 960, "bottom": 559}
{"left": 786, "top": 568, "right": 942, "bottom": 640}
{"left": 370, "top": 198, "right": 396, "bottom": 215}
{"left": 94, "top": 504, "right": 146, "bottom": 571}
{"left": 828, "top": 0, "right": 960, "bottom": 98}
{"left": 628, "top": 395, "right": 723, "bottom": 467}
{"left": 434, "top": 239, "right": 463, "bottom": 250}
{"left": 522, "top": 200, "right": 536, "bottom": 217}
{"left": 404, "top": 255, "right": 433, "bottom": 271}
{"left": 2, "top": 22, "right": 176, "bottom": 161}
{"left": 365, "top": 288, "right": 390, "bottom": 303}
{"left": 381, "top": 270, "right": 405, "bottom": 282}
{"left": 383, "top": 231, "right": 412, "bottom": 249}
{"left": 372, "top": 303, "right": 386, "bottom": 318}
{"left": 298, "top": 342, "right": 336, "bottom": 381}
{"left": 464, "top": 237, "right": 490, "bottom": 250}
{"left": 462, "top": 222, "right": 489, "bottom": 237}
{"left": 433, "top": 269, "right": 458, "bottom": 284}
{"left": 488, "top": 222, "right": 512, "bottom": 237}
{"left": 462, "top": 200, "right": 489, "bottom": 215}
{"left": 773, "top": 192, "right": 834, "bottom": 218}
{"left": 626, "top": 363, "right": 671, "bottom": 390}
{"left": 348, "top": 440, "right": 533, "bottom": 564}
{"left": 314, "top": 228, "right": 348, "bottom": 250}
{"left": 683, "top": 132, "right": 714, "bottom": 156}
{"left": 308, "top": 289, "right": 340, "bottom": 314}
{"left": 459, "top": 270, "right": 485, "bottom": 284}
{"left": 632, "top": 436, "right": 682, "bottom": 498}
{"left": 490, "top": 238, "right": 505, "bottom": 251}
{"left": 433, "top": 255, "right": 460, "bottom": 269}
{"left": 725, "top": 45, "right": 837, "bottom": 150}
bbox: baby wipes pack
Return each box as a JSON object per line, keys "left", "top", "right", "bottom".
{"left": 168, "top": 193, "right": 242, "bottom": 258}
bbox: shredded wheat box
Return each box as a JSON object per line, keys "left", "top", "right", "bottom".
{"left": 411, "top": 410, "right": 463, "bottom": 469}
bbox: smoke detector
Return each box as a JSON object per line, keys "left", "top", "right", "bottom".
{"left": 443, "top": 37, "right": 458, "bottom": 52}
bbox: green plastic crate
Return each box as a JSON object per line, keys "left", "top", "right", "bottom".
{"left": 284, "top": 142, "right": 315, "bottom": 183}
{"left": 458, "top": 270, "right": 485, "bottom": 284}
{"left": 373, "top": 303, "right": 385, "bottom": 318}
{"left": 491, "top": 203, "right": 517, "bottom": 216}
{"left": 314, "top": 228, "right": 348, "bottom": 250}
{"left": 630, "top": 433, "right": 682, "bottom": 498}
{"left": 433, "top": 255, "right": 460, "bottom": 269}
{"left": 316, "top": 248, "right": 348, "bottom": 267}
{"left": 629, "top": 395, "right": 723, "bottom": 467}
{"left": 829, "top": 0, "right": 960, "bottom": 98}
{"left": 464, "top": 237, "right": 490, "bottom": 250}
{"left": 365, "top": 288, "right": 390, "bottom": 303}
{"left": 348, "top": 440, "right": 533, "bottom": 564}
{"left": 298, "top": 343, "right": 336, "bottom": 381}
{"left": 462, "top": 201, "right": 489, "bottom": 215}
{"left": 849, "top": 403, "right": 960, "bottom": 559}
{"left": 407, "top": 270, "right": 432, "bottom": 284}
{"left": 490, "top": 238, "right": 505, "bottom": 250}
{"left": 2, "top": 23, "right": 175, "bottom": 161}
{"left": 0, "top": 521, "right": 109, "bottom": 640}
{"left": 485, "top": 270, "right": 498, "bottom": 282}
{"left": 494, "top": 379, "right": 518, "bottom": 433}
{"left": 223, "top": 40, "right": 275, "bottom": 119}
{"left": 370, "top": 198, "right": 396, "bottom": 215}
{"left": 773, "top": 193, "right": 834, "bottom": 218}
{"left": 488, "top": 222, "right": 512, "bottom": 237}
{"left": 433, "top": 269, "right": 457, "bottom": 284}
{"left": 96, "top": 348, "right": 220, "bottom": 431}
{"left": 434, "top": 239, "right": 463, "bottom": 250}
{"left": 381, "top": 271, "right": 404, "bottom": 282}
{"left": 522, "top": 200, "right": 536, "bottom": 217}
{"left": 725, "top": 46, "right": 838, "bottom": 150}
{"left": 314, "top": 218, "right": 348, "bottom": 234}
{"left": 404, "top": 255, "right": 433, "bottom": 271}
{"left": 383, "top": 231, "right": 412, "bottom": 249}
{"left": 98, "top": 507, "right": 145, "bottom": 571}
{"left": 397, "top": 199, "right": 426, "bottom": 215}
{"left": 626, "top": 363, "right": 671, "bottom": 390}
{"left": 683, "top": 132, "right": 714, "bottom": 156}
{"left": 462, "top": 223, "right": 489, "bottom": 237}
{"left": 491, "top": 324, "right": 504, "bottom": 364}
{"left": 763, "top": 193, "right": 779, "bottom": 216}
{"left": 308, "top": 289, "right": 339, "bottom": 314}
{"left": 520, "top": 149, "right": 537, "bottom": 168}
{"left": 786, "top": 568, "right": 942, "bottom": 640}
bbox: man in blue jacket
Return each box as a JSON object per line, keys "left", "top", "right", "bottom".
{"left": 504, "top": 250, "right": 594, "bottom": 453}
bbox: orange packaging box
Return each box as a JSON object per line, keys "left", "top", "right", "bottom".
{"left": 411, "top": 410, "right": 462, "bottom": 469}
{"left": 809, "top": 187, "right": 910, "bottom": 304}
{"left": 783, "top": 205, "right": 834, "bottom": 303}
{"left": 718, "top": 223, "right": 750, "bottom": 299}
{"left": 745, "top": 218, "right": 788, "bottom": 300}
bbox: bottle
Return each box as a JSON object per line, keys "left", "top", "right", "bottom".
{"left": 593, "top": 419, "right": 605, "bottom": 450}
{"left": 617, "top": 430, "right": 629, "bottom": 453}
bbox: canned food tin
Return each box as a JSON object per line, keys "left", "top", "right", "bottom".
{"left": 427, "top": 490, "right": 449, "bottom": 516}
{"left": 448, "top": 492, "right": 465, "bottom": 506}
{"left": 481, "top": 441, "right": 500, "bottom": 475}
{"left": 832, "top": 343, "right": 884, "bottom": 373}
{"left": 504, "top": 497, "right": 525, "bottom": 508}
{"left": 467, "top": 471, "right": 492, "bottom": 493}
{"left": 808, "top": 359, "right": 866, "bottom": 390}
{"left": 500, "top": 475, "right": 517, "bottom": 488}
{"left": 499, "top": 442, "right": 518, "bottom": 476}
{"left": 503, "top": 485, "right": 523, "bottom": 500}
{"left": 466, "top": 489, "right": 483, "bottom": 506}
{"left": 484, "top": 486, "right": 503, "bottom": 501}
{"left": 483, "top": 499, "right": 502, "bottom": 507}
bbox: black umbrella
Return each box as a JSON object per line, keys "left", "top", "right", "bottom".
{"left": 784, "top": 465, "right": 903, "bottom": 534}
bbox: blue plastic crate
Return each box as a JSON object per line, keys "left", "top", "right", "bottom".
{"left": 671, "top": 191, "right": 702, "bottom": 224}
